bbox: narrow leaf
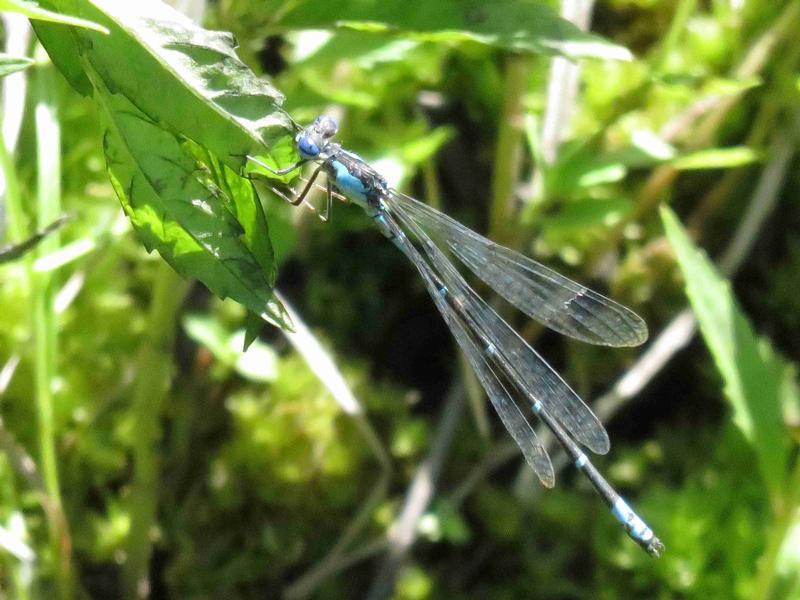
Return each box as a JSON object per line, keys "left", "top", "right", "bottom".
{"left": 277, "top": 291, "right": 363, "bottom": 416}
{"left": 0, "top": 53, "right": 34, "bottom": 78}
{"left": 670, "top": 146, "right": 762, "bottom": 170}
{"left": 0, "top": 215, "right": 69, "bottom": 263}
{"left": 661, "top": 206, "right": 791, "bottom": 500}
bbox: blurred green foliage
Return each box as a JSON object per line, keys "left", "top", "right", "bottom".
{"left": 0, "top": 0, "right": 799, "bottom": 598}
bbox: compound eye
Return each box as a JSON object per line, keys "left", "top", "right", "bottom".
{"left": 314, "top": 115, "right": 338, "bottom": 138}
{"left": 297, "top": 135, "right": 320, "bottom": 158}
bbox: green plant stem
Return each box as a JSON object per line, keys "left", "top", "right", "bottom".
{"left": 753, "top": 507, "right": 798, "bottom": 600}
{"left": 753, "top": 454, "right": 800, "bottom": 600}
{"left": 123, "top": 262, "right": 187, "bottom": 600}
{"left": 651, "top": 0, "right": 697, "bottom": 73}
{"left": 488, "top": 54, "right": 529, "bottom": 246}
{"left": 421, "top": 159, "right": 441, "bottom": 211}
{"left": 0, "top": 455, "right": 30, "bottom": 600}
{"left": 0, "top": 127, "right": 26, "bottom": 244}
{"left": 32, "top": 59, "right": 73, "bottom": 599}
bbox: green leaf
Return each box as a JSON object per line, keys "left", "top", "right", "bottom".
{"left": 774, "top": 516, "right": 800, "bottom": 598}
{"left": 183, "top": 314, "right": 278, "bottom": 382}
{"left": 96, "top": 75, "right": 290, "bottom": 329}
{"left": 230, "top": 331, "right": 279, "bottom": 383}
{"left": 418, "top": 500, "right": 471, "bottom": 544}
{"left": 242, "top": 311, "right": 263, "bottom": 352}
{"left": 183, "top": 314, "right": 234, "bottom": 363}
{"left": 294, "top": 30, "right": 421, "bottom": 69}
{"left": 189, "top": 143, "right": 277, "bottom": 286}
{"left": 670, "top": 146, "right": 762, "bottom": 170}
{"left": 661, "top": 206, "right": 793, "bottom": 501}
{"left": 0, "top": 0, "right": 108, "bottom": 33}
{"left": 273, "top": 0, "right": 632, "bottom": 61}
{"left": 34, "top": 0, "right": 296, "bottom": 170}
{"left": 399, "top": 126, "right": 455, "bottom": 165}
{"left": 0, "top": 215, "right": 69, "bottom": 263}
{"left": 34, "top": 0, "right": 298, "bottom": 330}
{"left": 539, "top": 198, "right": 633, "bottom": 234}
{"left": 546, "top": 131, "right": 676, "bottom": 196}
{"left": 0, "top": 53, "right": 34, "bottom": 78}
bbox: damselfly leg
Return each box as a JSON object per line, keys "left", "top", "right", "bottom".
{"left": 247, "top": 155, "right": 339, "bottom": 222}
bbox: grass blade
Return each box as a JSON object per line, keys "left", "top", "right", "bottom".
{"left": 661, "top": 206, "right": 793, "bottom": 504}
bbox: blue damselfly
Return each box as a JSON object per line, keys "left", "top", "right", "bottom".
{"left": 249, "top": 116, "right": 663, "bottom": 557}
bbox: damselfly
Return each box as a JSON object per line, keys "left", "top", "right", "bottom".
{"left": 249, "top": 116, "right": 664, "bottom": 557}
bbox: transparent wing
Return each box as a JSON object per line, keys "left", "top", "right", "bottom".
{"left": 379, "top": 211, "right": 555, "bottom": 485}
{"left": 391, "top": 191, "right": 648, "bottom": 348}
{"left": 383, "top": 196, "right": 610, "bottom": 456}
{"left": 375, "top": 203, "right": 665, "bottom": 555}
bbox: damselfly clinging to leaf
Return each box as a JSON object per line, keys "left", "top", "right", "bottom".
{"left": 248, "top": 115, "right": 664, "bottom": 557}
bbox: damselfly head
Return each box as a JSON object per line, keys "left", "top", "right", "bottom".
{"left": 296, "top": 131, "right": 322, "bottom": 159}
{"left": 313, "top": 115, "right": 338, "bottom": 138}
{"left": 295, "top": 115, "right": 339, "bottom": 159}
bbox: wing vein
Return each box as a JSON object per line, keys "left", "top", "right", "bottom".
{"left": 394, "top": 192, "right": 648, "bottom": 347}
{"left": 379, "top": 211, "right": 555, "bottom": 484}
{"left": 384, "top": 195, "right": 610, "bottom": 455}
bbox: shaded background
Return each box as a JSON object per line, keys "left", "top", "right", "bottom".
{"left": 1, "top": 0, "right": 799, "bottom": 598}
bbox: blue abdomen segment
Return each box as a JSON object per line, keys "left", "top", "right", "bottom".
{"left": 331, "top": 160, "right": 368, "bottom": 205}
{"left": 611, "top": 497, "right": 657, "bottom": 546}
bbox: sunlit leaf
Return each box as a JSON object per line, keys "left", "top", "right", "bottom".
{"left": 183, "top": 314, "right": 279, "bottom": 382}
{"left": 34, "top": 0, "right": 297, "bottom": 330}
{"left": 539, "top": 198, "right": 633, "bottom": 234}
{"left": 0, "top": 0, "right": 108, "bottom": 33}
{"left": 546, "top": 138, "right": 671, "bottom": 196}
{"left": 299, "top": 69, "right": 379, "bottom": 108}
{"left": 230, "top": 331, "right": 279, "bottom": 382}
{"left": 577, "top": 163, "right": 627, "bottom": 187}
{"left": 294, "top": 31, "right": 421, "bottom": 69}
{"left": 32, "top": 237, "right": 95, "bottom": 272}
{"left": 661, "top": 206, "right": 793, "bottom": 500}
{"left": 670, "top": 146, "right": 762, "bottom": 170}
{"left": 97, "top": 80, "right": 290, "bottom": 329}
{"left": 0, "top": 53, "right": 34, "bottom": 78}
{"left": 418, "top": 500, "right": 471, "bottom": 544}
{"left": 774, "top": 516, "right": 800, "bottom": 598}
{"left": 630, "top": 129, "right": 676, "bottom": 161}
{"left": 35, "top": 0, "right": 294, "bottom": 168}
{"left": 399, "top": 126, "right": 455, "bottom": 165}
{"left": 272, "top": 0, "right": 632, "bottom": 61}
